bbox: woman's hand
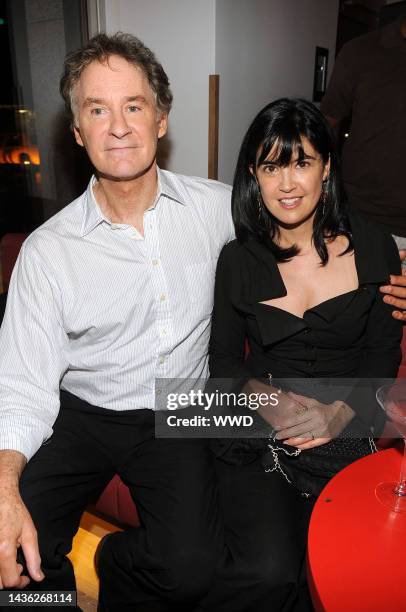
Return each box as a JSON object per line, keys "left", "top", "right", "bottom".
{"left": 273, "top": 392, "right": 355, "bottom": 450}
{"left": 380, "top": 250, "right": 406, "bottom": 321}
{"left": 245, "top": 379, "right": 306, "bottom": 429}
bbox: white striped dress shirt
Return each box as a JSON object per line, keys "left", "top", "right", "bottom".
{"left": 0, "top": 168, "right": 234, "bottom": 460}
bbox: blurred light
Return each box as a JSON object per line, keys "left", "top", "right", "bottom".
{"left": 18, "top": 109, "right": 29, "bottom": 114}
{"left": 0, "top": 18, "right": 5, "bottom": 25}
{"left": 23, "top": 160, "right": 30, "bottom": 165}
{"left": 344, "top": 133, "right": 349, "bottom": 138}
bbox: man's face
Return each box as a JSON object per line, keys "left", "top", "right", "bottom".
{"left": 73, "top": 55, "right": 167, "bottom": 180}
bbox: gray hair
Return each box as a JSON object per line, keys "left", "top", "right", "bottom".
{"left": 60, "top": 32, "right": 173, "bottom": 126}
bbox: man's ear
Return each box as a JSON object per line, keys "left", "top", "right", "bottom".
{"left": 157, "top": 112, "right": 168, "bottom": 139}
{"left": 73, "top": 124, "right": 84, "bottom": 148}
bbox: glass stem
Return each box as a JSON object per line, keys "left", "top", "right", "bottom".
{"left": 394, "top": 438, "right": 406, "bottom": 497}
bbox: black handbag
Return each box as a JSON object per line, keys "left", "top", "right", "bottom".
{"left": 261, "top": 433, "right": 375, "bottom": 498}
{"left": 211, "top": 417, "right": 376, "bottom": 498}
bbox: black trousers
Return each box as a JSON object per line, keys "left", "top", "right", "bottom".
{"left": 13, "top": 392, "right": 222, "bottom": 612}
{"left": 194, "top": 456, "right": 315, "bottom": 612}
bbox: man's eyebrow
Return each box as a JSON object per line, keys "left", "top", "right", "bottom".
{"left": 83, "top": 97, "right": 105, "bottom": 107}
{"left": 83, "top": 95, "right": 148, "bottom": 107}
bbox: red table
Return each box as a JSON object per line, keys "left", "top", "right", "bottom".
{"left": 307, "top": 447, "right": 406, "bottom": 612}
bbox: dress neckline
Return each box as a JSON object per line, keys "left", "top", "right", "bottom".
{"left": 257, "top": 287, "right": 361, "bottom": 322}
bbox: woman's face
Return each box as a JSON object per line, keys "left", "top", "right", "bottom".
{"left": 254, "top": 137, "right": 330, "bottom": 228}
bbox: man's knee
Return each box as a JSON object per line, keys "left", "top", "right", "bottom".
{"left": 165, "top": 546, "right": 217, "bottom": 603}
{"left": 98, "top": 534, "right": 217, "bottom": 604}
{"left": 240, "top": 552, "right": 303, "bottom": 598}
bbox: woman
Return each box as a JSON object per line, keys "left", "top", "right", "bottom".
{"left": 201, "top": 99, "right": 402, "bottom": 612}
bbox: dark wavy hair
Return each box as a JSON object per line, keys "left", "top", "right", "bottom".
{"left": 232, "top": 98, "right": 352, "bottom": 264}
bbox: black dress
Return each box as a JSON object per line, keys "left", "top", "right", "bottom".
{"left": 197, "top": 212, "right": 402, "bottom": 612}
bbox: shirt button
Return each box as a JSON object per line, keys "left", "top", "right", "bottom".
{"left": 161, "top": 329, "right": 167, "bottom": 336}
{"left": 160, "top": 294, "right": 167, "bottom": 302}
{"left": 159, "top": 356, "right": 165, "bottom": 364}
{"left": 304, "top": 329, "right": 310, "bottom": 335}
{"left": 152, "top": 259, "right": 159, "bottom": 266}
{"left": 156, "top": 389, "right": 162, "bottom": 395}
{"left": 306, "top": 361, "right": 313, "bottom": 367}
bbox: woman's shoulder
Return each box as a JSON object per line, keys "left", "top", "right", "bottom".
{"left": 218, "top": 238, "right": 254, "bottom": 264}
{"left": 216, "top": 239, "right": 250, "bottom": 280}
{"left": 218, "top": 237, "right": 275, "bottom": 268}
{"left": 219, "top": 238, "right": 241, "bottom": 255}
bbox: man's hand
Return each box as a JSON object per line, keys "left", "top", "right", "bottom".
{"left": 380, "top": 250, "right": 406, "bottom": 321}
{"left": 0, "top": 490, "right": 44, "bottom": 589}
{"left": 0, "top": 450, "right": 44, "bottom": 589}
{"left": 273, "top": 392, "right": 355, "bottom": 450}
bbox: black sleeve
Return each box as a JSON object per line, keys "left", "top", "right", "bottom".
{"left": 207, "top": 244, "right": 274, "bottom": 445}
{"left": 208, "top": 244, "right": 247, "bottom": 382}
{"left": 321, "top": 40, "right": 360, "bottom": 121}
{"left": 345, "top": 233, "right": 403, "bottom": 434}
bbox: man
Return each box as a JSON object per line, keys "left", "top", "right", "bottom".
{"left": 321, "top": 16, "right": 406, "bottom": 321}
{"left": 321, "top": 16, "right": 406, "bottom": 244}
{"left": 0, "top": 33, "right": 233, "bottom": 610}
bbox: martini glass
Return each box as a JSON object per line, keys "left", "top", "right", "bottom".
{"left": 375, "top": 382, "right": 406, "bottom": 512}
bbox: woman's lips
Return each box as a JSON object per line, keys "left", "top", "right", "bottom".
{"left": 279, "top": 197, "right": 303, "bottom": 209}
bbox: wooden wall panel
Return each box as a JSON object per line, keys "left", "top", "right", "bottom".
{"left": 208, "top": 74, "right": 219, "bottom": 180}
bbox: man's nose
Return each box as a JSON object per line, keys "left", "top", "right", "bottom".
{"left": 279, "top": 167, "right": 296, "bottom": 192}
{"left": 109, "top": 111, "right": 132, "bottom": 138}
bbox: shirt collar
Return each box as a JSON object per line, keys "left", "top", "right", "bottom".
{"left": 157, "top": 167, "right": 189, "bottom": 206}
{"left": 240, "top": 210, "right": 392, "bottom": 303}
{"left": 239, "top": 212, "right": 394, "bottom": 345}
{"left": 80, "top": 168, "right": 188, "bottom": 237}
{"left": 81, "top": 176, "right": 106, "bottom": 237}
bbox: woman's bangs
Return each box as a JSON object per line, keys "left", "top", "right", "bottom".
{"left": 257, "top": 127, "right": 305, "bottom": 167}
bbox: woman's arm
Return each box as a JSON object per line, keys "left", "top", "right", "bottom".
{"left": 208, "top": 244, "right": 247, "bottom": 380}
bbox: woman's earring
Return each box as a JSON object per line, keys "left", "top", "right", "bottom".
{"left": 320, "top": 179, "right": 327, "bottom": 215}
{"left": 257, "top": 196, "right": 263, "bottom": 220}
